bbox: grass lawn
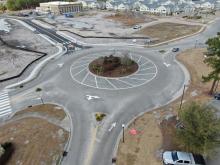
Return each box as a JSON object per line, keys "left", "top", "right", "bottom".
{"left": 136, "top": 22, "right": 202, "bottom": 44}
{"left": 105, "top": 12, "right": 155, "bottom": 26}
{"left": 0, "top": 104, "right": 69, "bottom": 164}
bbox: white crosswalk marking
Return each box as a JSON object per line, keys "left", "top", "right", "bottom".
{"left": 0, "top": 90, "right": 12, "bottom": 117}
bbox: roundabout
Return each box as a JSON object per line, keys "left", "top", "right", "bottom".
{"left": 70, "top": 50, "right": 157, "bottom": 90}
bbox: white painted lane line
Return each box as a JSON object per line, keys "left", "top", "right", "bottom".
{"left": 0, "top": 96, "right": 9, "bottom": 101}
{"left": 139, "top": 66, "right": 155, "bottom": 71}
{"left": 137, "top": 56, "right": 142, "bottom": 63}
{"left": 0, "top": 109, "right": 11, "bottom": 115}
{"left": 0, "top": 96, "right": 8, "bottom": 101}
{"left": 95, "top": 76, "right": 98, "bottom": 88}
{"left": 0, "top": 111, "right": 11, "bottom": 117}
{"left": 126, "top": 77, "right": 148, "bottom": 81}
{"left": 73, "top": 67, "right": 87, "bottom": 77}
{"left": 81, "top": 72, "right": 90, "bottom": 84}
{"left": 105, "top": 79, "right": 117, "bottom": 89}
{"left": 71, "top": 63, "right": 88, "bottom": 70}
{"left": 0, "top": 94, "right": 8, "bottom": 98}
{"left": 0, "top": 104, "right": 10, "bottom": 109}
{"left": 117, "top": 79, "right": 134, "bottom": 87}
{"left": 139, "top": 61, "right": 150, "bottom": 66}
{"left": 0, "top": 92, "right": 8, "bottom": 96}
{"left": 134, "top": 73, "right": 156, "bottom": 76}
{"left": 0, "top": 97, "right": 9, "bottom": 102}
{"left": 0, "top": 101, "right": 10, "bottom": 107}
{"left": 129, "top": 53, "right": 133, "bottom": 60}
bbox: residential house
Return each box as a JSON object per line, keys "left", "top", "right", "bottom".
{"left": 106, "top": 1, "right": 114, "bottom": 10}
{"left": 140, "top": 3, "right": 149, "bottom": 12}
{"left": 200, "top": 1, "right": 215, "bottom": 9}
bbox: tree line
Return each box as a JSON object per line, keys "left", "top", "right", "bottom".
{"left": 0, "top": 0, "right": 73, "bottom": 11}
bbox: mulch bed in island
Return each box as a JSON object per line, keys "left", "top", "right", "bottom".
{"left": 89, "top": 55, "right": 138, "bottom": 77}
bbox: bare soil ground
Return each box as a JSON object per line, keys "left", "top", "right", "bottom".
{"left": 136, "top": 22, "right": 202, "bottom": 43}
{"left": 0, "top": 104, "right": 69, "bottom": 165}
{"left": 105, "top": 12, "right": 155, "bottom": 26}
{"left": 0, "top": 19, "right": 57, "bottom": 81}
{"left": 14, "top": 104, "right": 66, "bottom": 121}
{"left": 116, "top": 48, "right": 217, "bottom": 165}
{"left": 0, "top": 41, "right": 41, "bottom": 80}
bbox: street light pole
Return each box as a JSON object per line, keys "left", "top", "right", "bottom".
{"left": 179, "top": 84, "right": 186, "bottom": 110}
{"left": 122, "top": 124, "right": 125, "bottom": 143}
{"left": 195, "top": 40, "right": 198, "bottom": 48}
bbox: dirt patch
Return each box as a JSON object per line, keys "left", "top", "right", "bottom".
{"left": 0, "top": 117, "right": 68, "bottom": 165}
{"left": 117, "top": 48, "right": 216, "bottom": 164}
{"left": 0, "top": 104, "right": 69, "bottom": 164}
{"left": 89, "top": 55, "right": 138, "bottom": 78}
{"left": 105, "top": 12, "right": 155, "bottom": 26}
{"left": 136, "top": 22, "right": 202, "bottom": 43}
{"left": 14, "top": 104, "right": 66, "bottom": 121}
{"left": 117, "top": 113, "right": 162, "bottom": 165}
{"left": 0, "top": 41, "right": 41, "bottom": 80}
{"left": 0, "top": 19, "right": 57, "bottom": 81}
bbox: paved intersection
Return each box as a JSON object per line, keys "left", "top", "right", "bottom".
{"left": 70, "top": 51, "right": 157, "bottom": 90}
{"left": 4, "top": 17, "right": 220, "bottom": 165}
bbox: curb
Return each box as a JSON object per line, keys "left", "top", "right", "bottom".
{"left": 112, "top": 52, "right": 191, "bottom": 163}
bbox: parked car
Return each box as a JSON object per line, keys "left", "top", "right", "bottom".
{"left": 163, "top": 151, "right": 206, "bottom": 165}
{"left": 133, "top": 25, "right": 142, "bottom": 29}
{"left": 172, "top": 48, "right": 180, "bottom": 52}
{"left": 214, "top": 93, "right": 220, "bottom": 100}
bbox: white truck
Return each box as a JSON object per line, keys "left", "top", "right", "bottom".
{"left": 163, "top": 151, "right": 206, "bottom": 165}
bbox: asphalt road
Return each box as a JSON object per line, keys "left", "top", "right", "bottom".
{"left": 5, "top": 17, "right": 220, "bottom": 165}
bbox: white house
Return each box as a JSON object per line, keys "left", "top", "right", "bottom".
{"left": 79, "top": 0, "right": 88, "bottom": 8}
{"left": 106, "top": 1, "right": 114, "bottom": 10}
{"left": 117, "top": 3, "right": 126, "bottom": 10}
{"left": 140, "top": 4, "right": 149, "bottom": 12}
{"left": 156, "top": 5, "right": 168, "bottom": 14}
{"left": 87, "top": 1, "right": 97, "bottom": 9}
{"left": 201, "top": 2, "right": 215, "bottom": 9}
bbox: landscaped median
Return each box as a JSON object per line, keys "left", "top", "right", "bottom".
{"left": 116, "top": 48, "right": 220, "bottom": 165}
{"left": 0, "top": 104, "right": 70, "bottom": 165}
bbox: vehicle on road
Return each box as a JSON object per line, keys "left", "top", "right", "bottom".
{"left": 172, "top": 48, "right": 180, "bottom": 52}
{"left": 133, "top": 25, "right": 142, "bottom": 29}
{"left": 163, "top": 151, "right": 206, "bottom": 165}
{"left": 214, "top": 93, "right": 220, "bottom": 100}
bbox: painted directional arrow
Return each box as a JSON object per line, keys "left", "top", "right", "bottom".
{"left": 86, "top": 95, "right": 100, "bottom": 100}
{"left": 108, "top": 122, "right": 117, "bottom": 132}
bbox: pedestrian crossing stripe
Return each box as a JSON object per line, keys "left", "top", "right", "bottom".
{"left": 0, "top": 90, "right": 12, "bottom": 118}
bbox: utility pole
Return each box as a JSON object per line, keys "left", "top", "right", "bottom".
{"left": 179, "top": 84, "right": 186, "bottom": 110}
{"left": 122, "top": 124, "right": 125, "bottom": 143}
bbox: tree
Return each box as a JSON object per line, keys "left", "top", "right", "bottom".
{"left": 176, "top": 102, "right": 220, "bottom": 157}
{"left": 0, "top": 4, "right": 7, "bottom": 12}
{"left": 202, "top": 34, "right": 220, "bottom": 94}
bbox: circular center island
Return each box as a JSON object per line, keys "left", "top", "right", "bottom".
{"left": 89, "top": 55, "right": 138, "bottom": 78}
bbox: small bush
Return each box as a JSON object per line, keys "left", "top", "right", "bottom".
{"left": 95, "top": 113, "right": 106, "bottom": 121}
{"left": 159, "top": 50, "right": 166, "bottom": 53}
{"left": 36, "top": 88, "right": 42, "bottom": 92}
{"left": 0, "top": 142, "right": 15, "bottom": 164}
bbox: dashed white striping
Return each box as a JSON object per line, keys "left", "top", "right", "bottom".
{"left": 0, "top": 90, "right": 12, "bottom": 117}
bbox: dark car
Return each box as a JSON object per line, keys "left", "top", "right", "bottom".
{"left": 214, "top": 93, "right": 220, "bottom": 100}
{"left": 172, "top": 48, "right": 180, "bottom": 52}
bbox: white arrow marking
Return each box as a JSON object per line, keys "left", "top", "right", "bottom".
{"left": 108, "top": 122, "right": 117, "bottom": 132}
{"left": 163, "top": 62, "right": 170, "bottom": 67}
{"left": 86, "top": 95, "right": 100, "bottom": 100}
{"left": 58, "top": 63, "right": 64, "bottom": 68}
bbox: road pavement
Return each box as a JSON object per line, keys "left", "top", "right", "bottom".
{"left": 4, "top": 17, "right": 220, "bottom": 165}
